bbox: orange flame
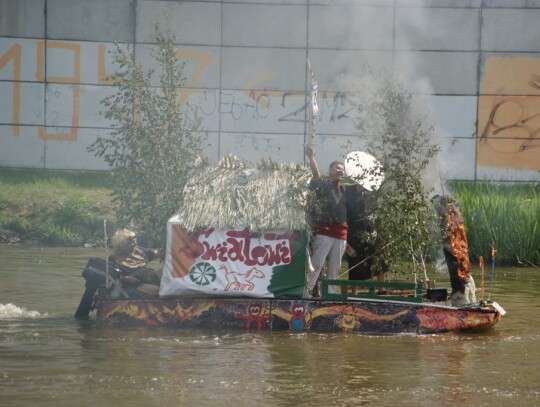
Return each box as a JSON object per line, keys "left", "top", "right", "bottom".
{"left": 446, "top": 205, "right": 470, "bottom": 279}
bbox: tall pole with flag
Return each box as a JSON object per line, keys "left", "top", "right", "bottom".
{"left": 306, "top": 58, "right": 319, "bottom": 148}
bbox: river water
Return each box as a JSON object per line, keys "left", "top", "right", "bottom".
{"left": 0, "top": 245, "right": 538, "bottom": 407}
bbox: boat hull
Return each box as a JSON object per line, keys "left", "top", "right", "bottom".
{"left": 96, "top": 297, "right": 501, "bottom": 334}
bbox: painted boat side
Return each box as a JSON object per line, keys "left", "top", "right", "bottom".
{"left": 96, "top": 297, "right": 500, "bottom": 334}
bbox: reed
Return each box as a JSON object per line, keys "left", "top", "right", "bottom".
{"left": 450, "top": 181, "right": 539, "bottom": 267}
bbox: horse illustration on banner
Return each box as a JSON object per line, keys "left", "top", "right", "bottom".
{"left": 220, "top": 265, "right": 265, "bottom": 291}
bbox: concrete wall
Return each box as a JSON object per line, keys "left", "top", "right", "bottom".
{"left": 1, "top": 0, "right": 539, "bottom": 182}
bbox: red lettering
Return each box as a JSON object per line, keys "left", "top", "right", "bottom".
{"left": 227, "top": 237, "right": 246, "bottom": 262}
{"left": 193, "top": 228, "right": 295, "bottom": 266}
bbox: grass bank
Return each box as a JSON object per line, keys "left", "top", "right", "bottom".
{"left": 0, "top": 169, "right": 116, "bottom": 246}
{"left": 0, "top": 169, "right": 538, "bottom": 267}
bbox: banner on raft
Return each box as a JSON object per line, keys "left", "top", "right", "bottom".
{"left": 159, "top": 215, "right": 307, "bottom": 298}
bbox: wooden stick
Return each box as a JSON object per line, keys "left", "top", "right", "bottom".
{"left": 479, "top": 255, "right": 484, "bottom": 300}
{"left": 436, "top": 163, "right": 445, "bottom": 196}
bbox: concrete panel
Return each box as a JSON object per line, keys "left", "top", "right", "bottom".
{"left": 0, "top": 125, "right": 45, "bottom": 168}
{"left": 313, "top": 1, "right": 393, "bottom": 5}
{"left": 221, "top": 47, "right": 306, "bottom": 91}
{"left": 224, "top": 0, "right": 307, "bottom": 4}
{"left": 482, "top": 9, "right": 540, "bottom": 52}
{"left": 0, "top": 0, "right": 45, "bottom": 38}
{"left": 438, "top": 137, "right": 476, "bottom": 180}
{"left": 46, "top": 41, "right": 130, "bottom": 86}
{"left": 45, "top": 42, "right": 81, "bottom": 83}
{"left": 44, "top": 84, "right": 105, "bottom": 128}
{"left": 477, "top": 95, "right": 540, "bottom": 174}
{"left": 413, "top": 95, "right": 478, "bottom": 139}
{"left": 201, "top": 131, "right": 220, "bottom": 164}
{"left": 396, "top": 7, "right": 480, "bottom": 51}
{"left": 47, "top": 0, "right": 134, "bottom": 42}
{"left": 136, "top": 1, "right": 221, "bottom": 46}
{"left": 219, "top": 88, "right": 357, "bottom": 137}
{"left": 219, "top": 132, "right": 306, "bottom": 166}
{"left": 222, "top": 3, "right": 307, "bottom": 48}
{"left": 307, "top": 49, "right": 393, "bottom": 91}
{"left": 0, "top": 82, "right": 45, "bottom": 126}
{"left": 135, "top": 44, "right": 220, "bottom": 89}
{"left": 395, "top": 51, "right": 479, "bottom": 95}
{"left": 219, "top": 90, "right": 305, "bottom": 134}
{"left": 44, "top": 83, "right": 220, "bottom": 132}
{"left": 479, "top": 53, "right": 540, "bottom": 96}
{"left": 188, "top": 89, "right": 221, "bottom": 133}
{"left": 395, "top": 0, "right": 481, "bottom": 6}
{"left": 476, "top": 166, "right": 539, "bottom": 182}
{"left": 483, "top": 0, "right": 540, "bottom": 8}
{"left": 308, "top": 5, "right": 394, "bottom": 50}
{"left": 311, "top": 90, "right": 358, "bottom": 136}
{"left": 44, "top": 128, "right": 110, "bottom": 170}
{"left": 0, "top": 38, "right": 42, "bottom": 82}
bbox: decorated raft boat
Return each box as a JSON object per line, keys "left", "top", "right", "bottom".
{"left": 75, "top": 261, "right": 503, "bottom": 334}
{"left": 80, "top": 281, "right": 503, "bottom": 335}
{"left": 74, "top": 220, "right": 504, "bottom": 334}
{"left": 74, "top": 156, "right": 504, "bottom": 334}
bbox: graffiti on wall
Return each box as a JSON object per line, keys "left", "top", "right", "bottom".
{"left": 0, "top": 39, "right": 356, "bottom": 142}
{"left": 3, "top": 39, "right": 539, "bottom": 177}
{"left": 477, "top": 56, "right": 540, "bottom": 172}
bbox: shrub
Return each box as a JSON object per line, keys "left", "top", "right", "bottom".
{"left": 88, "top": 24, "right": 205, "bottom": 245}
{"left": 349, "top": 71, "right": 440, "bottom": 280}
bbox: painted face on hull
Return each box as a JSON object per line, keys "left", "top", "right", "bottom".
{"left": 248, "top": 303, "right": 262, "bottom": 316}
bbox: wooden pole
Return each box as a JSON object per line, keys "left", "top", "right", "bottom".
{"left": 479, "top": 255, "right": 484, "bottom": 300}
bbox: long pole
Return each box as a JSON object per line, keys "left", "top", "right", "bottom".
{"left": 436, "top": 163, "right": 445, "bottom": 196}
{"left": 104, "top": 220, "right": 110, "bottom": 290}
{"left": 306, "top": 58, "right": 317, "bottom": 148}
{"left": 488, "top": 244, "right": 496, "bottom": 299}
{"left": 479, "top": 255, "right": 485, "bottom": 300}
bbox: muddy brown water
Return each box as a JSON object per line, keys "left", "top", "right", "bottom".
{"left": 0, "top": 245, "right": 538, "bottom": 407}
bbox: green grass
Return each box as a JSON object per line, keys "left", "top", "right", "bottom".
{"left": 0, "top": 169, "right": 116, "bottom": 246}
{"left": 451, "top": 181, "right": 539, "bottom": 267}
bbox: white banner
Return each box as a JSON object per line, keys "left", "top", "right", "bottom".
{"left": 159, "top": 215, "right": 306, "bottom": 298}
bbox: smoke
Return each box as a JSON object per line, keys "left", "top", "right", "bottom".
{"left": 322, "top": 2, "right": 447, "bottom": 195}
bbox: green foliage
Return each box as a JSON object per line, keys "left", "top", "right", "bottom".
{"left": 349, "top": 72, "right": 441, "bottom": 278}
{"left": 452, "top": 181, "right": 540, "bottom": 267}
{"left": 39, "top": 220, "right": 84, "bottom": 247}
{"left": 52, "top": 196, "right": 96, "bottom": 227}
{"left": 88, "top": 24, "right": 205, "bottom": 245}
{"left": 49, "top": 196, "right": 109, "bottom": 241}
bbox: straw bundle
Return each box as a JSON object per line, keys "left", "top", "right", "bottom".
{"left": 179, "top": 154, "right": 312, "bottom": 233}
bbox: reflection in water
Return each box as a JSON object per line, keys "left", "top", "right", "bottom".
{"left": 0, "top": 245, "right": 539, "bottom": 406}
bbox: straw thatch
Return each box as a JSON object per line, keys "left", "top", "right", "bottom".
{"left": 179, "top": 154, "right": 312, "bottom": 233}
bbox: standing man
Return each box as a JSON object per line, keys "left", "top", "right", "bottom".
{"left": 345, "top": 184, "right": 387, "bottom": 294}
{"left": 305, "top": 146, "right": 348, "bottom": 296}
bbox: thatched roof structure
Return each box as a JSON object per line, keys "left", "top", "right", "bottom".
{"left": 179, "top": 154, "right": 312, "bottom": 233}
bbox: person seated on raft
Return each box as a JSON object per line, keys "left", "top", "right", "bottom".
{"left": 109, "top": 228, "right": 163, "bottom": 296}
